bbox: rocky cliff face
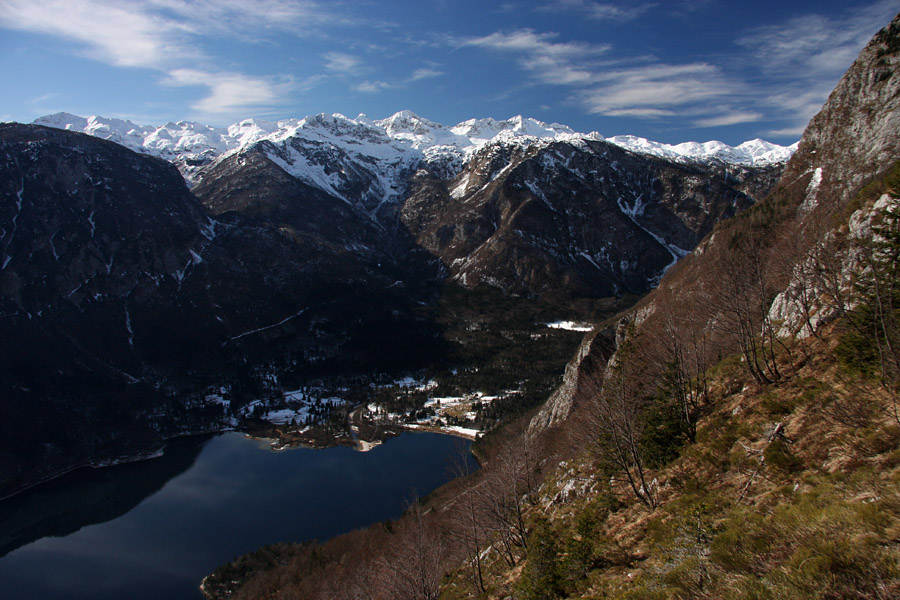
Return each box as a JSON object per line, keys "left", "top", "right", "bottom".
{"left": 0, "top": 124, "right": 448, "bottom": 393}
{"left": 776, "top": 16, "right": 900, "bottom": 216}
{"left": 760, "top": 13, "right": 900, "bottom": 339}
{"left": 526, "top": 326, "right": 616, "bottom": 436}
{"left": 186, "top": 118, "right": 784, "bottom": 302}
{"left": 0, "top": 124, "right": 215, "bottom": 386}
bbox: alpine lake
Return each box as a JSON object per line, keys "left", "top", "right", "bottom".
{"left": 0, "top": 430, "right": 473, "bottom": 599}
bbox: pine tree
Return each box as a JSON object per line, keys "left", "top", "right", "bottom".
{"left": 857, "top": 199, "right": 900, "bottom": 389}
{"left": 518, "top": 517, "right": 562, "bottom": 600}
{"left": 838, "top": 185, "right": 900, "bottom": 422}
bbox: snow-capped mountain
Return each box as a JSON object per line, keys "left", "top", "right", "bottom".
{"left": 34, "top": 111, "right": 796, "bottom": 188}
{"left": 605, "top": 135, "right": 798, "bottom": 167}
{"left": 26, "top": 109, "right": 795, "bottom": 299}
{"left": 399, "top": 134, "right": 782, "bottom": 296}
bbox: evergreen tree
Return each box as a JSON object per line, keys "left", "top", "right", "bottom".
{"left": 839, "top": 194, "right": 900, "bottom": 407}
{"left": 518, "top": 517, "right": 563, "bottom": 600}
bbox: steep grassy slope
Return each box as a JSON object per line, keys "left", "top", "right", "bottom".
{"left": 449, "top": 318, "right": 900, "bottom": 599}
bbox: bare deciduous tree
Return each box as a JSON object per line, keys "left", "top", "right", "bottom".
{"left": 709, "top": 231, "right": 782, "bottom": 385}
{"left": 376, "top": 505, "right": 446, "bottom": 600}
{"left": 445, "top": 445, "right": 487, "bottom": 594}
{"left": 474, "top": 440, "right": 537, "bottom": 567}
{"left": 582, "top": 324, "right": 658, "bottom": 508}
{"left": 658, "top": 309, "right": 712, "bottom": 443}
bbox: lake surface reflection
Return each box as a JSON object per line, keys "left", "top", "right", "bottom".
{"left": 0, "top": 431, "right": 472, "bottom": 600}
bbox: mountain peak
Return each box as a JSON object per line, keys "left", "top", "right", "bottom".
{"left": 32, "top": 111, "right": 798, "bottom": 187}
{"left": 34, "top": 112, "right": 88, "bottom": 130}
{"left": 375, "top": 110, "right": 443, "bottom": 138}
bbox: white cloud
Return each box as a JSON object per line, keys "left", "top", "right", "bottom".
{"left": 0, "top": 0, "right": 350, "bottom": 69}
{"left": 765, "top": 125, "right": 809, "bottom": 138}
{"left": 737, "top": 0, "right": 899, "bottom": 126}
{"left": 738, "top": 4, "right": 895, "bottom": 78}
{"left": 356, "top": 80, "right": 393, "bottom": 93}
{"left": 0, "top": 0, "right": 347, "bottom": 120}
{"left": 410, "top": 68, "right": 444, "bottom": 81}
{"left": 463, "top": 29, "right": 609, "bottom": 87}
{"left": 465, "top": 29, "right": 607, "bottom": 58}
{"left": 464, "top": 28, "right": 749, "bottom": 126}
{"left": 161, "top": 69, "right": 294, "bottom": 116}
{"left": 577, "top": 62, "right": 741, "bottom": 120}
{"left": 355, "top": 66, "right": 444, "bottom": 93}
{"left": 459, "top": 2, "right": 896, "bottom": 137}
{"left": 323, "top": 52, "right": 362, "bottom": 73}
{"left": 538, "top": 0, "right": 656, "bottom": 21}
{"left": 694, "top": 111, "right": 763, "bottom": 128}
{"left": 148, "top": 0, "right": 351, "bottom": 38}
{"left": 603, "top": 108, "right": 675, "bottom": 119}
{"left": 31, "top": 92, "right": 60, "bottom": 105}
{"left": 765, "top": 88, "right": 829, "bottom": 121}
{"left": 0, "top": 0, "right": 194, "bottom": 68}
{"left": 520, "top": 55, "right": 596, "bottom": 85}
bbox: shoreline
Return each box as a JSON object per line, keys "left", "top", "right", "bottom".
{"left": 0, "top": 425, "right": 232, "bottom": 502}
{"left": 0, "top": 418, "right": 483, "bottom": 502}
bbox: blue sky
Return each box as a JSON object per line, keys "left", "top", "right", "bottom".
{"left": 0, "top": 0, "right": 897, "bottom": 145}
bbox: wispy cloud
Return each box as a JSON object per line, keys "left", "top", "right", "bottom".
{"left": 323, "top": 52, "right": 362, "bottom": 74}
{"left": 765, "top": 125, "right": 808, "bottom": 138}
{"left": 464, "top": 29, "right": 607, "bottom": 58}
{"left": 694, "top": 111, "right": 762, "bottom": 128}
{"left": 460, "top": 1, "right": 897, "bottom": 137}
{"left": 0, "top": 0, "right": 351, "bottom": 119}
{"left": 465, "top": 29, "right": 742, "bottom": 123}
{"left": 148, "top": 0, "right": 349, "bottom": 35}
{"left": 357, "top": 80, "right": 392, "bottom": 93}
{"left": 0, "top": 0, "right": 352, "bottom": 68}
{"left": 356, "top": 65, "right": 445, "bottom": 93}
{"left": 737, "top": 0, "right": 899, "bottom": 133}
{"left": 580, "top": 62, "right": 736, "bottom": 116}
{"left": 31, "top": 92, "right": 60, "bottom": 105}
{"left": 3, "top": 0, "right": 896, "bottom": 137}
{"left": 463, "top": 29, "right": 608, "bottom": 86}
{"left": 737, "top": 4, "right": 895, "bottom": 78}
{"left": 161, "top": 69, "right": 296, "bottom": 115}
{"left": 538, "top": 0, "right": 656, "bottom": 21}
{"left": 0, "top": 0, "right": 194, "bottom": 68}
{"left": 410, "top": 68, "right": 444, "bottom": 81}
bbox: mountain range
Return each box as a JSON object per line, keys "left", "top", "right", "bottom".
{"left": 34, "top": 111, "right": 795, "bottom": 187}
{"left": 34, "top": 109, "right": 794, "bottom": 295}
{"left": 2, "top": 104, "right": 793, "bottom": 494}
